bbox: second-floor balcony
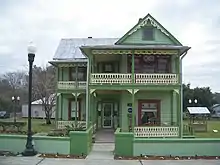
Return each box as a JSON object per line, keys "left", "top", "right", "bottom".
{"left": 90, "top": 73, "right": 178, "bottom": 85}
{"left": 57, "top": 81, "right": 86, "bottom": 90}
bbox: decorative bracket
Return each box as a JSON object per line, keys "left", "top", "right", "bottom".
{"left": 134, "top": 89, "right": 139, "bottom": 94}
{"left": 127, "top": 89, "right": 132, "bottom": 94}
{"left": 174, "top": 89, "right": 179, "bottom": 94}
{"left": 90, "top": 89, "right": 96, "bottom": 94}
{"left": 56, "top": 93, "right": 61, "bottom": 96}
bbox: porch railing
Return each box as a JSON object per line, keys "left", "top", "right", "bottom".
{"left": 57, "top": 81, "right": 86, "bottom": 90}
{"left": 91, "top": 73, "right": 132, "bottom": 84}
{"left": 134, "top": 126, "right": 179, "bottom": 137}
{"left": 57, "top": 121, "right": 96, "bottom": 133}
{"left": 135, "top": 74, "right": 178, "bottom": 84}
{"left": 90, "top": 73, "right": 178, "bottom": 85}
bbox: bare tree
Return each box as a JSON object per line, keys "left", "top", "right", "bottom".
{"left": 32, "top": 65, "right": 56, "bottom": 124}
{"left": 3, "top": 71, "right": 27, "bottom": 91}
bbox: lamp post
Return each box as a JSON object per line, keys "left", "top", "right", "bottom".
{"left": 22, "top": 42, "right": 37, "bottom": 156}
{"left": 11, "top": 96, "right": 20, "bottom": 122}
{"left": 188, "top": 99, "right": 198, "bottom": 107}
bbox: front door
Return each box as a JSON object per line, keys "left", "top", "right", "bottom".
{"left": 102, "top": 103, "right": 113, "bottom": 128}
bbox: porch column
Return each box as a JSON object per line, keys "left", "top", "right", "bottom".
{"left": 170, "top": 91, "right": 173, "bottom": 125}
{"left": 178, "top": 90, "right": 182, "bottom": 138}
{"left": 131, "top": 50, "right": 135, "bottom": 131}
{"left": 55, "top": 93, "right": 60, "bottom": 127}
{"left": 74, "top": 93, "right": 78, "bottom": 125}
{"left": 174, "top": 89, "right": 181, "bottom": 138}
{"left": 86, "top": 59, "right": 90, "bottom": 129}
{"left": 60, "top": 94, "right": 63, "bottom": 120}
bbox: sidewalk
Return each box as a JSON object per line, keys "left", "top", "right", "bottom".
{"left": 1, "top": 143, "right": 220, "bottom": 165}
{"left": 0, "top": 156, "right": 220, "bottom": 165}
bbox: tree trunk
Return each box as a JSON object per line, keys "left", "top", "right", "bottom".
{"left": 45, "top": 107, "right": 52, "bottom": 125}
{"left": 46, "top": 118, "right": 51, "bottom": 124}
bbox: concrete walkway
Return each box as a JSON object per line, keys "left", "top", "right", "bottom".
{"left": 86, "top": 143, "right": 114, "bottom": 160}
{"left": 0, "top": 156, "right": 220, "bottom": 165}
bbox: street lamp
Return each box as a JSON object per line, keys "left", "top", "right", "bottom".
{"left": 11, "top": 96, "right": 20, "bottom": 122}
{"left": 188, "top": 99, "right": 198, "bottom": 106}
{"left": 22, "top": 42, "right": 37, "bottom": 156}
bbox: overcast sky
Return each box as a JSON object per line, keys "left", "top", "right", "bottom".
{"left": 0, "top": 0, "right": 220, "bottom": 92}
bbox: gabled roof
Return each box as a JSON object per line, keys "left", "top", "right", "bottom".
{"left": 53, "top": 38, "right": 118, "bottom": 60}
{"left": 115, "top": 14, "right": 182, "bottom": 46}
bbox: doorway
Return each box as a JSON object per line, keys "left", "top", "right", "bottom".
{"left": 102, "top": 103, "right": 114, "bottom": 128}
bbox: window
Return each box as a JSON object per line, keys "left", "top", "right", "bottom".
{"left": 138, "top": 101, "right": 160, "bottom": 126}
{"left": 70, "top": 67, "right": 87, "bottom": 81}
{"left": 102, "top": 63, "right": 114, "bottom": 73}
{"left": 78, "top": 67, "right": 87, "bottom": 81}
{"left": 127, "top": 55, "right": 171, "bottom": 73}
{"left": 69, "top": 100, "right": 81, "bottom": 120}
{"left": 142, "top": 27, "right": 154, "bottom": 40}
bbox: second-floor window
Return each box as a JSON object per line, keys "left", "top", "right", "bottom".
{"left": 70, "top": 67, "right": 87, "bottom": 81}
{"left": 127, "top": 55, "right": 171, "bottom": 73}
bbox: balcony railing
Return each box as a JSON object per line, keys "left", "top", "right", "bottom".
{"left": 91, "top": 73, "right": 132, "bottom": 84}
{"left": 57, "top": 81, "right": 86, "bottom": 90}
{"left": 90, "top": 73, "right": 178, "bottom": 85}
{"left": 135, "top": 73, "right": 178, "bottom": 84}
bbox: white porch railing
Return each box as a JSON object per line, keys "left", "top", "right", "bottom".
{"left": 57, "top": 121, "right": 86, "bottom": 129}
{"left": 91, "top": 73, "right": 132, "bottom": 84}
{"left": 135, "top": 74, "right": 178, "bottom": 84}
{"left": 90, "top": 73, "right": 178, "bottom": 85}
{"left": 57, "top": 121, "right": 96, "bottom": 133}
{"left": 57, "top": 81, "right": 86, "bottom": 90}
{"left": 134, "top": 126, "right": 179, "bottom": 137}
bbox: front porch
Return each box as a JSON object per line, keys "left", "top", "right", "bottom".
{"left": 88, "top": 89, "right": 181, "bottom": 138}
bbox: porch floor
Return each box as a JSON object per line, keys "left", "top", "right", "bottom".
{"left": 95, "top": 129, "right": 115, "bottom": 143}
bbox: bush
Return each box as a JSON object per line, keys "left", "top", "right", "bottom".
{"left": 0, "top": 121, "right": 26, "bottom": 132}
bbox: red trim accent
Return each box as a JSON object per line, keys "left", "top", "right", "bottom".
{"left": 68, "top": 98, "right": 81, "bottom": 120}
{"left": 138, "top": 99, "right": 161, "bottom": 126}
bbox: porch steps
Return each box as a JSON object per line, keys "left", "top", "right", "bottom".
{"left": 87, "top": 143, "right": 114, "bottom": 160}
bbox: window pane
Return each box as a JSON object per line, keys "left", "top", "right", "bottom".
{"left": 78, "top": 67, "right": 86, "bottom": 81}
{"left": 71, "top": 101, "right": 80, "bottom": 118}
{"left": 142, "top": 27, "right": 154, "bottom": 40}
{"left": 140, "top": 102, "right": 158, "bottom": 125}
{"left": 71, "top": 67, "right": 77, "bottom": 80}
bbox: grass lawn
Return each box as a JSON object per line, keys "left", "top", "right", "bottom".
{"left": 184, "top": 119, "right": 220, "bottom": 138}
{"left": 0, "top": 118, "right": 56, "bottom": 133}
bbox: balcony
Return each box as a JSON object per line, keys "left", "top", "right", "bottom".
{"left": 90, "top": 73, "right": 178, "bottom": 85}
{"left": 57, "top": 81, "right": 86, "bottom": 90}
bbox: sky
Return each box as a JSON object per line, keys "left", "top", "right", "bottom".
{"left": 0, "top": 0, "right": 220, "bottom": 92}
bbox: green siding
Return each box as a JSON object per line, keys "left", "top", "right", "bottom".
{"left": 122, "top": 27, "right": 175, "bottom": 45}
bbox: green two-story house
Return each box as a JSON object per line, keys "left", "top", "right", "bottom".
{"left": 49, "top": 13, "right": 190, "bottom": 138}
